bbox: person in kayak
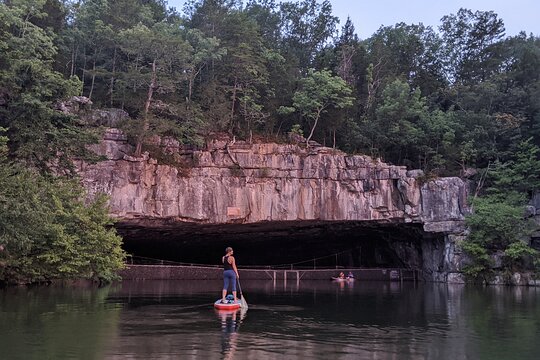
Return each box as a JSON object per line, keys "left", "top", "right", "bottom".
{"left": 222, "top": 247, "right": 240, "bottom": 304}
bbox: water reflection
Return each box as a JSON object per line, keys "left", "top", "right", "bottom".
{"left": 216, "top": 308, "right": 246, "bottom": 359}
{"left": 0, "top": 280, "right": 539, "bottom": 359}
{"left": 0, "top": 283, "right": 121, "bottom": 360}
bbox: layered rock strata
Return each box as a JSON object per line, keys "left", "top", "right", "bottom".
{"left": 76, "top": 129, "right": 469, "bottom": 234}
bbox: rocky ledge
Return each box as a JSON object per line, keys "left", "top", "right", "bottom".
{"left": 76, "top": 128, "right": 469, "bottom": 234}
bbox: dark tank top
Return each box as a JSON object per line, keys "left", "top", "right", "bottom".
{"left": 223, "top": 255, "right": 233, "bottom": 271}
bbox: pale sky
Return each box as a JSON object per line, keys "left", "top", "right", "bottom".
{"left": 167, "top": 0, "right": 539, "bottom": 39}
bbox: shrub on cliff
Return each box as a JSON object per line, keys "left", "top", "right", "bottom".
{"left": 0, "top": 133, "right": 126, "bottom": 284}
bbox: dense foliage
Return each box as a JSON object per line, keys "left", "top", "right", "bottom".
{"left": 1, "top": 0, "right": 533, "bottom": 175}
{"left": 463, "top": 140, "right": 540, "bottom": 278}
{"left": 0, "top": 0, "right": 539, "bottom": 280}
{"left": 0, "top": 0, "right": 125, "bottom": 284}
{"left": 0, "top": 128, "right": 125, "bottom": 284}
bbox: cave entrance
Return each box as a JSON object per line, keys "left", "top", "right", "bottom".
{"left": 117, "top": 220, "right": 442, "bottom": 270}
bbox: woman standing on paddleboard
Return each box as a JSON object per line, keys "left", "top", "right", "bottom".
{"left": 222, "top": 247, "right": 240, "bottom": 303}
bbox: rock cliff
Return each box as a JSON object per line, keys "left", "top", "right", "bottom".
{"left": 76, "top": 128, "right": 469, "bottom": 235}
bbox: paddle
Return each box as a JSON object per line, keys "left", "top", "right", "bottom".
{"left": 237, "top": 278, "right": 248, "bottom": 310}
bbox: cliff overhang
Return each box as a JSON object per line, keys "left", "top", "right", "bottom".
{"left": 77, "top": 128, "right": 470, "bottom": 234}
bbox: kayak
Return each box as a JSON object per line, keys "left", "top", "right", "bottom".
{"left": 332, "top": 277, "right": 355, "bottom": 282}
{"left": 214, "top": 299, "right": 242, "bottom": 310}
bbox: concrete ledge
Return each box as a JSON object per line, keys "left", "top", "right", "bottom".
{"left": 119, "top": 265, "right": 421, "bottom": 282}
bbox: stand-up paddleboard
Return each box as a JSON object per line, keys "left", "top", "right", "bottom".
{"left": 214, "top": 299, "right": 242, "bottom": 310}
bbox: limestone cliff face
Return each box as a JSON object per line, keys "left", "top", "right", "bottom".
{"left": 76, "top": 128, "right": 469, "bottom": 234}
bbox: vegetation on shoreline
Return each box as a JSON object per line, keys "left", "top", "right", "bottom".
{"left": 0, "top": 129, "right": 125, "bottom": 285}
{"left": 462, "top": 140, "right": 540, "bottom": 279}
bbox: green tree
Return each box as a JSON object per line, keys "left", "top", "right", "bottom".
{"left": 219, "top": 11, "right": 282, "bottom": 135}
{"left": 333, "top": 17, "right": 360, "bottom": 87}
{"left": 0, "top": 0, "right": 97, "bottom": 169}
{"left": 366, "top": 23, "right": 445, "bottom": 96}
{"left": 370, "top": 79, "right": 427, "bottom": 164}
{"left": 184, "top": 29, "right": 225, "bottom": 103}
{"left": 184, "top": 0, "right": 241, "bottom": 37}
{"left": 494, "top": 34, "right": 540, "bottom": 146}
{"left": 118, "top": 21, "right": 192, "bottom": 155}
{"left": 245, "top": 0, "right": 281, "bottom": 48}
{"left": 284, "top": 69, "right": 354, "bottom": 146}
{"left": 489, "top": 139, "right": 540, "bottom": 195}
{"left": 440, "top": 8, "right": 506, "bottom": 84}
{"left": 56, "top": 0, "right": 170, "bottom": 106}
{"left": 279, "top": 0, "right": 338, "bottom": 70}
{"left": 186, "top": 2, "right": 284, "bottom": 136}
{"left": 0, "top": 129, "right": 125, "bottom": 284}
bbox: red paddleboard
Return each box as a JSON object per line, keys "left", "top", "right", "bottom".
{"left": 214, "top": 299, "right": 241, "bottom": 310}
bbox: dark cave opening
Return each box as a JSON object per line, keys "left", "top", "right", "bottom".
{"left": 116, "top": 220, "right": 443, "bottom": 270}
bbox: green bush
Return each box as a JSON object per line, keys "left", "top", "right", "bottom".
{"left": 0, "top": 154, "right": 126, "bottom": 284}
{"left": 290, "top": 124, "right": 304, "bottom": 137}
{"left": 460, "top": 241, "right": 492, "bottom": 278}
{"left": 505, "top": 241, "right": 538, "bottom": 261}
{"left": 466, "top": 193, "right": 531, "bottom": 248}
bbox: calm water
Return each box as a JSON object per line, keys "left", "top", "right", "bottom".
{"left": 1, "top": 279, "right": 539, "bottom": 359}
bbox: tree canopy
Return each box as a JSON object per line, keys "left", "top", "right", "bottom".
{"left": 2, "top": 0, "right": 537, "bottom": 175}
